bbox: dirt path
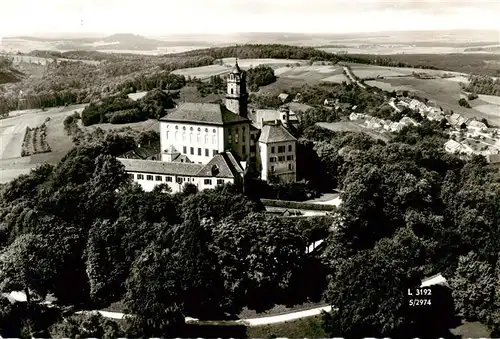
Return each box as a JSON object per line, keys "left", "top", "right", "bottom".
{"left": 74, "top": 305, "right": 334, "bottom": 327}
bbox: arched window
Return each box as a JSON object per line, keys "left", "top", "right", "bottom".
{"left": 205, "top": 134, "right": 209, "bottom": 144}
{"left": 183, "top": 126, "right": 186, "bottom": 130}
{"left": 197, "top": 133, "right": 200, "bottom": 143}
{"left": 166, "top": 131, "right": 170, "bottom": 139}
{"left": 198, "top": 127, "right": 201, "bottom": 131}
{"left": 175, "top": 125, "right": 178, "bottom": 130}
{"left": 189, "top": 133, "right": 193, "bottom": 143}
{"left": 212, "top": 135, "right": 216, "bottom": 144}
{"left": 213, "top": 129, "right": 216, "bottom": 133}
{"left": 205, "top": 128, "right": 208, "bottom": 132}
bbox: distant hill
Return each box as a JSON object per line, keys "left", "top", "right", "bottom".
{"left": 5, "top": 33, "right": 211, "bottom": 51}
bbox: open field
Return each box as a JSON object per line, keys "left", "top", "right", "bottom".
{"left": 171, "top": 64, "right": 231, "bottom": 79}
{"left": 320, "top": 45, "right": 500, "bottom": 55}
{"left": 0, "top": 103, "right": 160, "bottom": 184}
{"left": 321, "top": 74, "right": 350, "bottom": 83}
{"left": 348, "top": 53, "right": 500, "bottom": 77}
{"left": 258, "top": 64, "right": 345, "bottom": 94}
{"left": 316, "top": 122, "right": 390, "bottom": 142}
{"left": 348, "top": 64, "right": 465, "bottom": 79}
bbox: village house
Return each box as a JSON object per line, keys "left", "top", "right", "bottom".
{"left": 292, "top": 93, "right": 302, "bottom": 103}
{"left": 466, "top": 120, "right": 488, "bottom": 133}
{"left": 349, "top": 112, "right": 367, "bottom": 121}
{"left": 426, "top": 110, "right": 445, "bottom": 122}
{"left": 447, "top": 113, "right": 470, "bottom": 127}
{"left": 278, "top": 93, "right": 291, "bottom": 103}
{"left": 444, "top": 139, "right": 474, "bottom": 155}
{"left": 119, "top": 60, "right": 298, "bottom": 192}
{"left": 409, "top": 99, "right": 427, "bottom": 113}
{"left": 399, "top": 116, "right": 420, "bottom": 127}
{"left": 364, "top": 116, "right": 383, "bottom": 129}
{"left": 385, "top": 121, "right": 404, "bottom": 132}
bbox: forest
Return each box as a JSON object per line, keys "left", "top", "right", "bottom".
{"left": 461, "top": 74, "right": 500, "bottom": 96}
{"left": 81, "top": 89, "right": 175, "bottom": 126}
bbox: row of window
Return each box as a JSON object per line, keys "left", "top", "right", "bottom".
{"left": 270, "top": 163, "right": 294, "bottom": 172}
{"left": 166, "top": 131, "right": 217, "bottom": 145}
{"left": 271, "top": 145, "right": 293, "bottom": 154}
{"left": 269, "top": 155, "right": 294, "bottom": 162}
{"left": 133, "top": 174, "right": 174, "bottom": 182}
{"left": 129, "top": 173, "right": 224, "bottom": 186}
{"left": 167, "top": 125, "right": 217, "bottom": 133}
{"left": 181, "top": 147, "right": 218, "bottom": 157}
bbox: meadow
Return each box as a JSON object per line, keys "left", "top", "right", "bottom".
{"left": 0, "top": 103, "right": 158, "bottom": 183}
{"left": 348, "top": 64, "right": 465, "bottom": 79}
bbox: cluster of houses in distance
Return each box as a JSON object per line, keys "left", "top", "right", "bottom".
{"left": 343, "top": 96, "right": 500, "bottom": 163}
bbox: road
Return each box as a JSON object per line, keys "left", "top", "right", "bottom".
{"left": 4, "top": 290, "right": 333, "bottom": 327}
{"left": 74, "top": 305, "right": 334, "bottom": 326}
{"left": 343, "top": 66, "right": 366, "bottom": 89}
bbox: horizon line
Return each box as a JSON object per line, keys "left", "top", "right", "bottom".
{"left": 3, "top": 28, "right": 500, "bottom": 38}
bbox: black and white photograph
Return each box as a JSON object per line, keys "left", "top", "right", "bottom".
{"left": 0, "top": 0, "right": 499, "bottom": 337}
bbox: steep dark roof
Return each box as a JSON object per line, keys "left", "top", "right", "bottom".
{"left": 232, "top": 60, "right": 242, "bottom": 74}
{"left": 118, "top": 158, "right": 202, "bottom": 176}
{"left": 171, "top": 154, "right": 191, "bottom": 163}
{"left": 164, "top": 145, "right": 179, "bottom": 154}
{"left": 258, "top": 123, "right": 297, "bottom": 143}
{"left": 160, "top": 103, "right": 249, "bottom": 125}
{"left": 120, "top": 143, "right": 160, "bottom": 160}
{"left": 196, "top": 152, "right": 244, "bottom": 178}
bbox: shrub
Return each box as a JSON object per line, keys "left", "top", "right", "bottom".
{"left": 467, "top": 93, "right": 479, "bottom": 101}
{"left": 108, "top": 109, "right": 146, "bottom": 124}
{"left": 458, "top": 98, "right": 471, "bottom": 108}
{"left": 247, "top": 65, "right": 276, "bottom": 91}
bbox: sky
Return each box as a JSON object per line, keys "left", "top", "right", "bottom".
{"left": 0, "top": 0, "right": 499, "bottom": 36}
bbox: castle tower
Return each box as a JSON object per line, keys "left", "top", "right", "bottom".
{"left": 225, "top": 59, "right": 248, "bottom": 118}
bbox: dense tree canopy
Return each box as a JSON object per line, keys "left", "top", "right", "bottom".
{"left": 461, "top": 75, "right": 500, "bottom": 96}
{"left": 247, "top": 65, "right": 276, "bottom": 91}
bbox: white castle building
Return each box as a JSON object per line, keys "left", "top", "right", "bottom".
{"left": 119, "top": 61, "right": 297, "bottom": 192}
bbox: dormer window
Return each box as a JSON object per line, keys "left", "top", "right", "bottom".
{"left": 211, "top": 165, "right": 220, "bottom": 176}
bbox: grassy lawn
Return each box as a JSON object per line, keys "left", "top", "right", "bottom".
{"left": 246, "top": 315, "right": 326, "bottom": 338}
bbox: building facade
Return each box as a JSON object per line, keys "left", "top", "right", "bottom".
{"left": 259, "top": 122, "right": 297, "bottom": 183}
{"left": 120, "top": 60, "right": 297, "bottom": 192}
